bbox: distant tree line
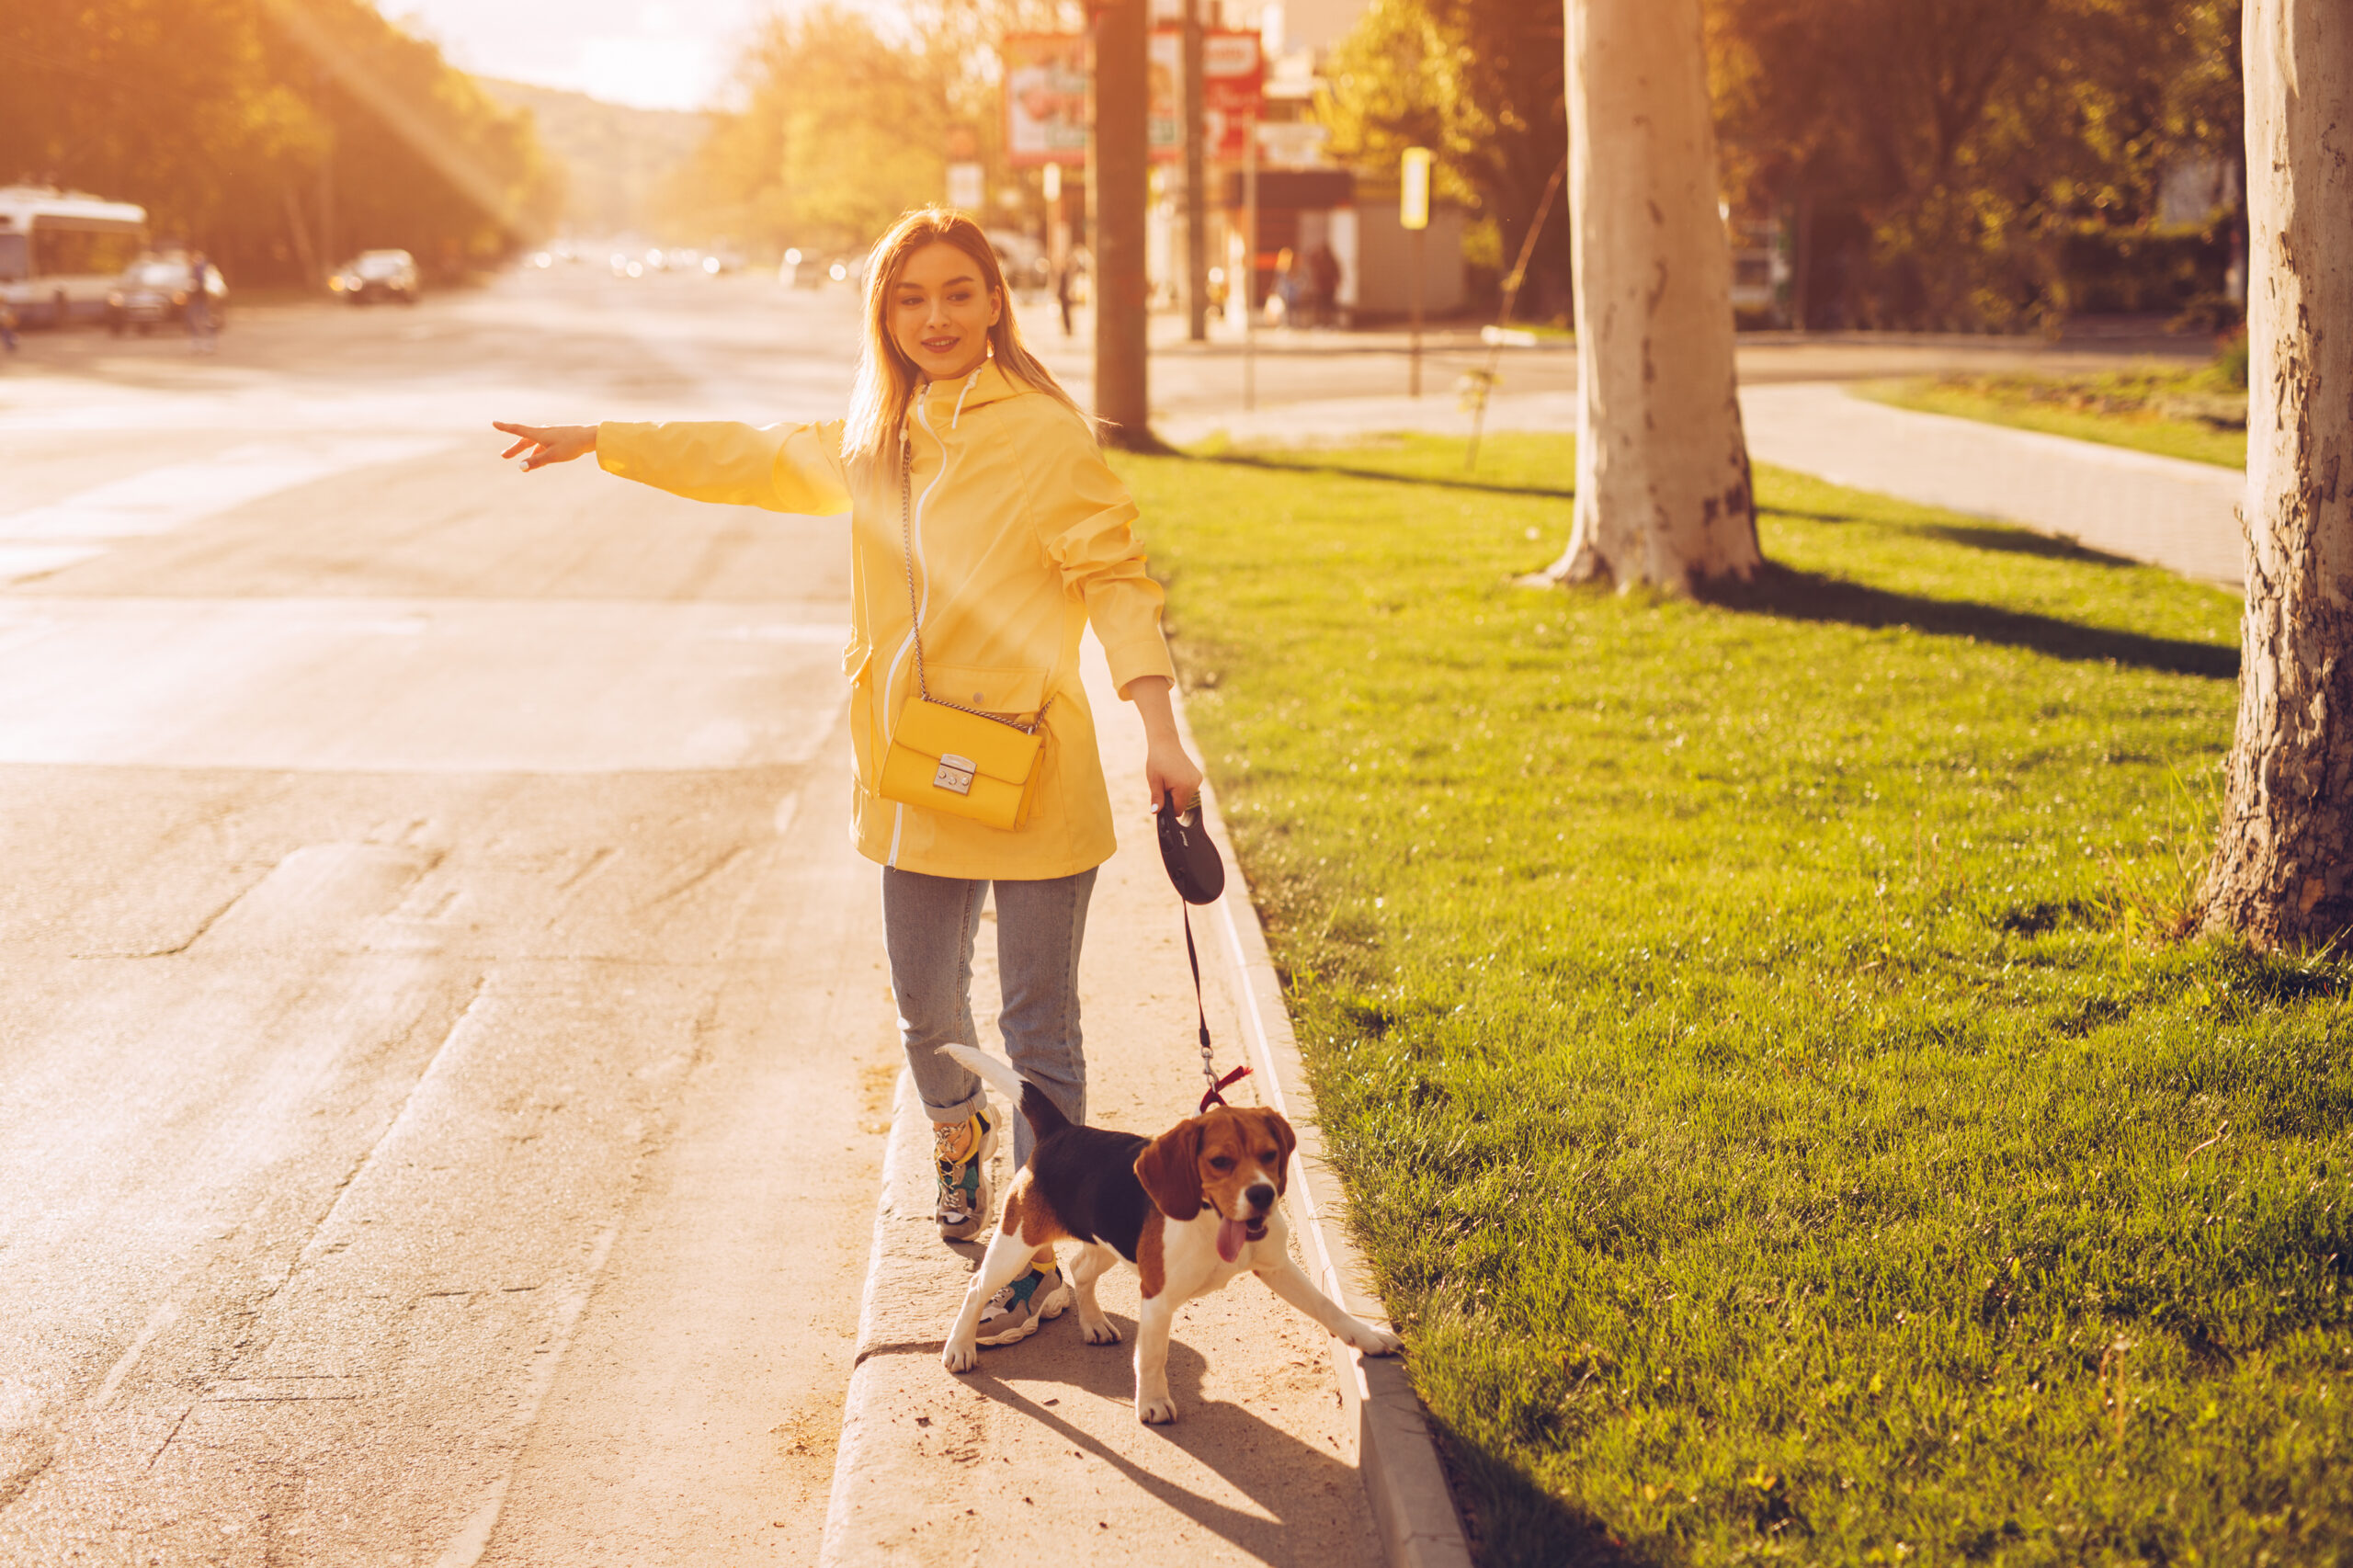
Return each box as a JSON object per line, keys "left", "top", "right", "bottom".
{"left": 0, "top": 0, "right": 561, "bottom": 287}
{"left": 1321, "top": 0, "right": 2244, "bottom": 332}
{"left": 660, "top": 0, "right": 1075, "bottom": 261}
{"left": 481, "top": 79, "right": 706, "bottom": 242}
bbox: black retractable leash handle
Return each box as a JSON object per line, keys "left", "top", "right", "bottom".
{"left": 1158, "top": 790, "right": 1248, "bottom": 1112}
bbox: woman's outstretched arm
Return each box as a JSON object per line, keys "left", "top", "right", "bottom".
{"left": 494, "top": 422, "right": 597, "bottom": 472}
{"left": 500, "top": 418, "right": 852, "bottom": 515}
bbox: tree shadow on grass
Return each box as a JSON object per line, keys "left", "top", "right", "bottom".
{"left": 1430, "top": 1415, "right": 1654, "bottom": 1567}
{"left": 1187, "top": 449, "right": 1575, "bottom": 501}
{"left": 1911, "top": 522, "right": 2142, "bottom": 566}
{"left": 1700, "top": 562, "right": 2238, "bottom": 679}
{"left": 1762, "top": 502, "right": 2147, "bottom": 568}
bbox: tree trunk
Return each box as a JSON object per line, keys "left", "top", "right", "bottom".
{"left": 1089, "top": 0, "right": 1157, "bottom": 449}
{"left": 2201, "top": 0, "right": 2353, "bottom": 949}
{"left": 1539, "top": 0, "right": 1759, "bottom": 593}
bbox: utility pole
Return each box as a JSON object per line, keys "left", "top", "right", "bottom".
{"left": 315, "top": 61, "right": 336, "bottom": 280}
{"left": 1242, "top": 118, "right": 1257, "bottom": 410}
{"left": 1089, "top": 0, "right": 1156, "bottom": 448}
{"left": 1182, "top": 0, "right": 1209, "bottom": 342}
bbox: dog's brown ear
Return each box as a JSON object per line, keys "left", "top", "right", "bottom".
{"left": 1134, "top": 1119, "right": 1204, "bottom": 1219}
{"left": 1260, "top": 1110, "right": 1297, "bottom": 1195}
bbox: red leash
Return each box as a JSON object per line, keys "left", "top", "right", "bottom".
{"left": 1182, "top": 900, "right": 1254, "bottom": 1111}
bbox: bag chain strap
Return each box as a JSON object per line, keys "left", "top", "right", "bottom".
{"left": 899, "top": 427, "right": 1051, "bottom": 736}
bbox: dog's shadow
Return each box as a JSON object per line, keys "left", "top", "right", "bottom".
{"left": 960, "top": 1332, "right": 1369, "bottom": 1558}
{"left": 938, "top": 1244, "right": 1375, "bottom": 1556}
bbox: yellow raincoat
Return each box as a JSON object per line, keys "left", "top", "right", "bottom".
{"left": 596, "top": 360, "right": 1176, "bottom": 881}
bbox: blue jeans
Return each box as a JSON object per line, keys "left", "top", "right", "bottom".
{"left": 882, "top": 866, "right": 1097, "bottom": 1167}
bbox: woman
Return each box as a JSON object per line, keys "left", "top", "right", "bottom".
{"left": 494, "top": 208, "right": 1202, "bottom": 1346}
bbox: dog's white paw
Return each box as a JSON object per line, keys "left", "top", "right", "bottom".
{"left": 1342, "top": 1320, "right": 1404, "bottom": 1357}
{"left": 1137, "top": 1392, "right": 1178, "bottom": 1425}
{"left": 942, "top": 1336, "right": 980, "bottom": 1373}
{"left": 1080, "top": 1314, "right": 1122, "bottom": 1346}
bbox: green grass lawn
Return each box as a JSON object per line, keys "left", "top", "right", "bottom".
{"left": 1118, "top": 434, "right": 2350, "bottom": 1566}
{"left": 1864, "top": 365, "right": 2248, "bottom": 471}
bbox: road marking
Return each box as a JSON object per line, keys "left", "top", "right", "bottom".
{"left": 434, "top": 1479, "right": 509, "bottom": 1568}
{"left": 0, "top": 437, "right": 451, "bottom": 542}
{"left": 433, "top": 1224, "right": 620, "bottom": 1568}
{"left": 0, "top": 598, "right": 850, "bottom": 772}
{"left": 86, "top": 1299, "right": 180, "bottom": 1411}
{"left": 0, "top": 544, "right": 105, "bottom": 585}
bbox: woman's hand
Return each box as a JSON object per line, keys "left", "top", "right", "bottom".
{"left": 1127, "top": 676, "right": 1205, "bottom": 813}
{"left": 494, "top": 421, "right": 597, "bottom": 472}
{"left": 1145, "top": 732, "right": 1205, "bottom": 815}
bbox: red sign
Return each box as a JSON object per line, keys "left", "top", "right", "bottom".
{"left": 1147, "top": 28, "right": 1264, "bottom": 164}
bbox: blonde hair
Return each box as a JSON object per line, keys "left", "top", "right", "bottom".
{"left": 841, "top": 207, "right": 1091, "bottom": 472}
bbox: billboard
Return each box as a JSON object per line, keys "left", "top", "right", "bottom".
{"left": 1147, "top": 28, "right": 1266, "bottom": 164}
{"left": 1004, "top": 35, "right": 1088, "bottom": 167}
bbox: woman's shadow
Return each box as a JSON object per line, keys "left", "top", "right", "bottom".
{"left": 954, "top": 1303, "right": 1359, "bottom": 1558}
{"left": 949, "top": 1287, "right": 1637, "bottom": 1564}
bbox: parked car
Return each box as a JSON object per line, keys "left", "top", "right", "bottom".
{"left": 106, "top": 253, "right": 227, "bottom": 335}
{"left": 985, "top": 229, "right": 1051, "bottom": 296}
{"left": 331, "top": 249, "right": 419, "bottom": 304}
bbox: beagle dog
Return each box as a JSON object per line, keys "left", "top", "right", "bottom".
{"left": 937, "top": 1044, "right": 1404, "bottom": 1424}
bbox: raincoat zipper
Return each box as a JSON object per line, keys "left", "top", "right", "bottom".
{"left": 882, "top": 382, "right": 950, "bottom": 868}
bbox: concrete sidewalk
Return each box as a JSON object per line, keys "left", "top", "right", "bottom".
{"left": 1160, "top": 381, "right": 2245, "bottom": 591}
{"left": 817, "top": 637, "right": 1467, "bottom": 1567}
{"left": 1738, "top": 383, "right": 2245, "bottom": 588}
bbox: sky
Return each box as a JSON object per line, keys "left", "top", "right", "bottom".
{"left": 391, "top": 0, "right": 1307, "bottom": 114}
{"left": 390, "top": 0, "right": 827, "bottom": 112}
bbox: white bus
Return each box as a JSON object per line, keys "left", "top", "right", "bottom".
{"left": 0, "top": 186, "right": 150, "bottom": 327}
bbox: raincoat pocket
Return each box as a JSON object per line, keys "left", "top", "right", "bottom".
{"left": 918, "top": 664, "right": 1046, "bottom": 718}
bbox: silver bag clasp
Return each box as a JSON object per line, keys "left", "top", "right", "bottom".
{"left": 933, "top": 755, "right": 977, "bottom": 796}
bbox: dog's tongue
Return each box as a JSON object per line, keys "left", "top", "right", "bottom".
{"left": 1217, "top": 1217, "right": 1248, "bottom": 1262}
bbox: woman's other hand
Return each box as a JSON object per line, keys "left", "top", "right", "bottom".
{"left": 494, "top": 422, "right": 597, "bottom": 472}
{"left": 1127, "top": 676, "right": 1205, "bottom": 813}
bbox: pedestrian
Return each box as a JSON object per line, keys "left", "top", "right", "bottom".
{"left": 1053, "top": 251, "right": 1074, "bottom": 338}
{"left": 185, "top": 252, "right": 217, "bottom": 355}
{"left": 1307, "top": 242, "right": 1341, "bottom": 328}
{"left": 492, "top": 207, "right": 1202, "bottom": 1346}
{"left": 1270, "top": 246, "right": 1297, "bottom": 325}
{"left": 0, "top": 299, "right": 17, "bottom": 359}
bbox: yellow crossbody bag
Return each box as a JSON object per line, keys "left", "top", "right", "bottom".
{"left": 877, "top": 435, "right": 1051, "bottom": 832}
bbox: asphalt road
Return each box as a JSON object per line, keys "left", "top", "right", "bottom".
{"left": 0, "top": 266, "right": 2212, "bottom": 1565}
{"left": 0, "top": 269, "right": 900, "bottom": 1566}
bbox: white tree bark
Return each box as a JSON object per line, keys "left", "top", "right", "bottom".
{"left": 2203, "top": 0, "right": 2353, "bottom": 948}
{"left": 1541, "top": 0, "right": 1759, "bottom": 593}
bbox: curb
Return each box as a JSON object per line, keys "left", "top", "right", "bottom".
{"left": 815, "top": 1068, "right": 937, "bottom": 1567}
{"left": 1180, "top": 734, "right": 1477, "bottom": 1568}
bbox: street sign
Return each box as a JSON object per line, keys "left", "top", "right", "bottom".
{"left": 1401, "top": 147, "right": 1433, "bottom": 398}
{"left": 1146, "top": 28, "right": 1263, "bottom": 163}
{"left": 1256, "top": 121, "right": 1328, "bottom": 167}
{"left": 948, "top": 162, "right": 984, "bottom": 212}
{"left": 1004, "top": 35, "right": 1088, "bottom": 166}
{"left": 1401, "top": 147, "right": 1432, "bottom": 232}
